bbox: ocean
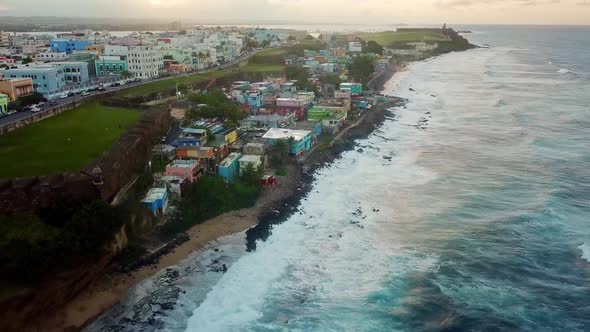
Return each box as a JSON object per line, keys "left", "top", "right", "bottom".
{"left": 88, "top": 25, "right": 590, "bottom": 331}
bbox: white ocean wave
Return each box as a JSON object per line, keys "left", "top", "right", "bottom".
{"left": 579, "top": 243, "right": 590, "bottom": 263}
{"left": 557, "top": 68, "right": 573, "bottom": 74}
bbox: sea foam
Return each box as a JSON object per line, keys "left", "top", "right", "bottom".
{"left": 579, "top": 243, "right": 590, "bottom": 263}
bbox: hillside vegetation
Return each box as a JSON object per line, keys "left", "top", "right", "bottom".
{"left": 356, "top": 31, "right": 449, "bottom": 47}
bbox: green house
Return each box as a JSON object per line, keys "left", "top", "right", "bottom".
{"left": 0, "top": 93, "right": 8, "bottom": 114}
{"left": 96, "top": 55, "right": 128, "bottom": 76}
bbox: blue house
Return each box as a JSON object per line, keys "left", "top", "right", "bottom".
{"left": 218, "top": 153, "right": 242, "bottom": 182}
{"left": 50, "top": 39, "right": 92, "bottom": 54}
{"left": 171, "top": 128, "right": 208, "bottom": 147}
{"left": 142, "top": 187, "right": 169, "bottom": 215}
{"left": 246, "top": 91, "right": 263, "bottom": 111}
{"left": 262, "top": 128, "right": 313, "bottom": 157}
{"left": 2, "top": 66, "right": 66, "bottom": 98}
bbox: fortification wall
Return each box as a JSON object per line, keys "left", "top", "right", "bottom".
{"left": 0, "top": 107, "right": 171, "bottom": 214}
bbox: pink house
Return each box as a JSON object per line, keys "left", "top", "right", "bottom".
{"left": 165, "top": 159, "right": 202, "bottom": 183}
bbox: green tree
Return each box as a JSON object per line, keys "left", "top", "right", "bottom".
{"left": 22, "top": 56, "right": 33, "bottom": 64}
{"left": 304, "top": 34, "right": 314, "bottom": 40}
{"left": 239, "top": 163, "right": 264, "bottom": 187}
{"left": 348, "top": 55, "right": 375, "bottom": 86}
{"left": 286, "top": 136, "right": 296, "bottom": 155}
{"left": 274, "top": 138, "right": 289, "bottom": 155}
{"left": 18, "top": 92, "right": 46, "bottom": 107}
{"left": 365, "top": 41, "right": 384, "bottom": 55}
{"left": 321, "top": 74, "right": 341, "bottom": 87}
{"left": 121, "top": 71, "right": 132, "bottom": 79}
{"left": 178, "top": 83, "right": 189, "bottom": 95}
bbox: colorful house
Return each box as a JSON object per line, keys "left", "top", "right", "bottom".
{"left": 0, "top": 78, "right": 34, "bottom": 101}
{"left": 0, "top": 93, "right": 8, "bottom": 114}
{"left": 339, "top": 83, "right": 362, "bottom": 97}
{"left": 215, "top": 128, "right": 238, "bottom": 145}
{"left": 172, "top": 128, "right": 208, "bottom": 147}
{"left": 96, "top": 55, "right": 128, "bottom": 76}
{"left": 239, "top": 155, "right": 263, "bottom": 174}
{"left": 308, "top": 108, "right": 347, "bottom": 133}
{"left": 142, "top": 187, "right": 168, "bottom": 215}
{"left": 165, "top": 159, "right": 202, "bottom": 183}
{"left": 218, "top": 152, "right": 242, "bottom": 182}
{"left": 262, "top": 128, "right": 313, "bottom": 157}
{"left": 50, "top": 39, "right": 92, "bottom": 54}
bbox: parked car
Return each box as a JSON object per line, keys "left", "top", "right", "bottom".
{"left": 112, "top": 82, "right": 121, "bottom": 87}
{"left": 7, "top": 110, "right": 17, "bottom": 116}
{"left": 60, "top": 94, "right": 69, "bottom": 99}
{"left": 81, "top": 91, "right": 90, "bottom": 96}
{"left": 67, "top": 92, "right": 75, "bottom": 97}
{"left": 30, "top": 106, "right": 41, "bottom": 113}
{"left": 49, "top": 100, "right": 58, "bottom": 106}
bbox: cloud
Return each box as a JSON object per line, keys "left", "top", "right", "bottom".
{"left": 434, "top": 0, "right": 560, "bottom": 7}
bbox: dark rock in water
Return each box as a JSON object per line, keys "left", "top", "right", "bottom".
{"left": 214, "top": 248, "right": 219, "bottom": 252}
{"left": 148, "top": 317, "right": 164, "bottom": 328}
{"left": 160, "top": 302, "right": 175, "bottom": 311}
{"left": 357, "top": 148, "right": 364, "bottom": 153}
{"left": 409, "top": 88, "right": 415, "bottom": 92}
{"left": 431, "top": 94, "right": 436, "bottom": 97}
{"left": 383, "top": 156, "right": 392, "bottom": 161}
{"left": 222, "top": 264, "right": 228, "bottom": 273}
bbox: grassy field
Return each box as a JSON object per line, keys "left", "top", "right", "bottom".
{"left": 356, "top": 31, "right": 449, "bottom": 47}
{"left": 0, "top": 102, "right": 141, "bottom": 179}
{"left": 239, "top": 63, "right": 286, "bottom": 73}
{"left": 254, "top": 48, "right": 287, "bottom": 56}
{"left": 117, "top": 71, "right": 229, "bottom": 98}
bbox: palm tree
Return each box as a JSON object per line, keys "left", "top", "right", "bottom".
{"left": 286, "top": 136, "right": 296, "bottom": 156}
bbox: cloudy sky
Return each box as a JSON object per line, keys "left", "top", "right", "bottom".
{"left": 0, "top": 0, "right": 588, "bottom": 25}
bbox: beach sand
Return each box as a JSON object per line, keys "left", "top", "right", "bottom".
{"left": 41, "top": 161, "right": 302, "bottom": 331}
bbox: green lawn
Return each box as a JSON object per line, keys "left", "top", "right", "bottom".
{"left": 118, "top": 71, "right": 229, "bottom": 98}
{"left": 239, "top": 63, "right": 286, "bottom": 73}
{"left": 0, "top": 102, "right": 141, "bottom": 179}
{"left": 255, "top": 48, "right": 287, "bottom": 56}
{"left": 356, "top": 31, "right": 449, "bottom": 47}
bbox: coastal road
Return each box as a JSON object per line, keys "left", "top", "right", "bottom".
{"left": 0, "top": 46, "right": 280, "bottom": 129}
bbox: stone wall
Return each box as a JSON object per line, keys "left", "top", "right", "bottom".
{"left": 0, "top": 106, "right": 172, "bottom": 214}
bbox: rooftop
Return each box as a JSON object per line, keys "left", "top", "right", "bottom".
{"left": 240, "top": 154, "right": 262, "bottom": 163}
{"left": 168, "top": 159, "right": 198, "bottom": 168}
{"left": 262, "top": 128, "right": 312, "bottom": 141}
{"left": 142, "top": 187, "right": 167, "bottom": 203}
{"left": 244, "top": 142, "right": 265, "bottom": 148}
{"left": 220, "top": 152, "right": 242, "bottom": 166}
{"left": 183, "top": 128, "right": 207, "bottom": 135}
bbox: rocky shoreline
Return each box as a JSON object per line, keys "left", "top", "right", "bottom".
{"left": 82, "top": 96, "right": 406, "bottom": 332}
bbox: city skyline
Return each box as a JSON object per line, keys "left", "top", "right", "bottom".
{"left": 0, "top": 0, "right": 589, "bottom": 25}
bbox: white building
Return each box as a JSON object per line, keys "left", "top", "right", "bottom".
{"left": 348, "top": 41, "right": 363, "bottom": 53}
{"left": 104, "top": 44, "right": 129, "bottom": 57}
{"left": 37, "top": 52, "right": 69, "bottom": 62}
{"left": 239, "top": 155, "right": 263, "bottom": 174}
{"left": 127, "top": 46, "right": 164, "bottom": 79}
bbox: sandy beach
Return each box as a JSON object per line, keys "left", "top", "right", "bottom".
{"left": 39, "top": 161, "right": 302, "bottom": 331}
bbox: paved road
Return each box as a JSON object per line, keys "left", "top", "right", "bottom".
{"left": 0, "top": 47, "right": 276, "bottom": 128}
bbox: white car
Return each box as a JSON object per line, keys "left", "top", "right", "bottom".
{"left": 60, "top": 94, "right": 69, "bottom": 99}
{"left": 81, "top": 91, "right": 90, "bottom": 96}
{"left": 30, "top": 106, "right": 41, "bottom": 113}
